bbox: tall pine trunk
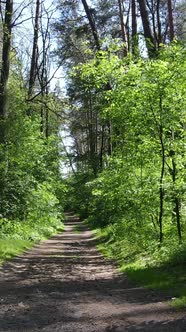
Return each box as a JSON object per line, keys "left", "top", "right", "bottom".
{"left": 118, "top": 0, "right": 128, "bottom": 56}
{"left": 131, "top": 0, "right": 138, "bottom": 55}
{"left": 167, "top": 0, "right": 174, "bottom": 41}
{"left": 0, "top": 0, "right": 13, "bottom": 214}
{"left": 138, "top": 0, "right": 156, "bottom": 57}
{"left": 81, "top": 0, "right": 100, "bottom": 50}
{"left": 28, "top": 0, "right": 40, "bottom": 99}
{"left": 0, "top": 0, "right": 13, "bottom": 144}
{"left": 81, "top": 0, "right": 112, "bottom": 173}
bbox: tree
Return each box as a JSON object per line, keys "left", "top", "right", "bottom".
{"left": 81, "top": 0, "right": 100, "bottom": 50}
{"left": 28, "top": 0, "right": 40, "bottom": 99}
{"left": 175, "top": 0, "right": 186, "bottom": 41}
{"left": 0, "top": 0, "right": 13, "bottom": 144}
{"left": 131, "top": 0, "right": 138, "bottom": 55}
{"left": 167, "top": 0, "right": 174, "bottom": 41}
{"left": 118, "top": 0, "right": 128, "bottom": 55}
{"left": 138, "top": 0, "right": 156, "bottom": 56}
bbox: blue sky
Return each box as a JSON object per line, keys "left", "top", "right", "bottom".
{"left": 14, "top": 0, "right": 64, "bottom": 92}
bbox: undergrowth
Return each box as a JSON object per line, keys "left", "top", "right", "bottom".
{"left": 0, "top": 183, "right": 64, "bottom": 264}
{"left": 0, "top": 218, "right": 64, "bottom": 264}
{"left": 94, "top": 221, "right": 186, "bottom": 309}
{"left": 0, "top": 239, "right": 33, "bottom": 264}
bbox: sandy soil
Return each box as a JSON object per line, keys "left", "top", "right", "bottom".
{"left": 0, "top": 213, "right": 185, "bottom": 332}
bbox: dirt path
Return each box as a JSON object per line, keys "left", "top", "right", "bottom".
{"left": 0, "top": 214, "right": 185, "bottom": 332}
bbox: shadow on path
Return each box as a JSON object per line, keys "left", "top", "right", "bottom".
{"left": 0, "top": 213, "right": 185, "bottom": 331}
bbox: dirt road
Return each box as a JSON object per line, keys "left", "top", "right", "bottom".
{"left": 0, "top": 213, "right": 185, "bottom": 331}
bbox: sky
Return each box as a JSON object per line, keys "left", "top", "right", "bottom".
{"left": 14, "top": 0, "right": 65, "bottom": 92}
{"left": 13, "top": 1, "right": 73, "bottom": 175}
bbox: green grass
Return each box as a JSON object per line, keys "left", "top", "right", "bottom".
{"left": 172, "top": 296, "right": 186, "bottom": 309}
{"left": 122, "top": 263, "right": 186, "bottom": 293}
{"left": 121, "top": 263, "right": 186, "bottom": 308}
{"left": 0, "top": 218, "right": 64, "bottom": 265}
{"left": 0, "top": 239, "right": 33, "bottom": 264}
{"left": 94, "top": 225, "right": 186, "bottom": 309}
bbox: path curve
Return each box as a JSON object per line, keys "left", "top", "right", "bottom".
{"left": 0, "top": 213, "right": 185, "bottom": 331}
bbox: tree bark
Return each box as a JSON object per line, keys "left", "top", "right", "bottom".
{"left": 0, "top": 0, "right": 13, "bottom": 144}
{"left": 167, "top": 0, "right": 174, "bottom": 41}
{"left": 156, "top": 0, "right": 162, "bottom": 46}
{"left": 81, "top": 0, "right": 100, "bottom": 51}
{"left": 158, "top": 123, "right": 165, "bottom": 244}
{"left": 171, "top": 157, "right": 182, "bottom": 242}
{"left": 118, "top": 0, "right": 128, "bottom": 56}
{"left": 99, "top": 125, "right": 105, "bottom": 170}
{"left": 131, "top": 0, "right": 138, "bottom": 55}
{"left": 158, "top": 97, "right": 165, "bottom": 245}
{"left": 28, "top": 0, "right": 40, "bottom": 98}
{"left": 138, "top": 0, "right": 156, "bottom": 57}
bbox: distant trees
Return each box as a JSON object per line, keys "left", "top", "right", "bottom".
{"left": 71, "top": 44, "right": 186, "bottom": 244}
{"left": 55, "top": 0, "right": 181, "bottom": 178}
{"left": 0, "top": 0, "right": 184, "bottom": 253}
{"left": 175, "top": 0, "right": 186, "bottom": 41}
{"left": 54, "top": 0, "right": 186, "bottom": 249}
{"left": 0, "top": 0, "right": 65, "bottom": 236}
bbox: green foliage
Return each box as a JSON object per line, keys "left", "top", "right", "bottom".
{"left": 0, "top": 53, "right": 66, "bottom": 261}
{"left": 65, "top": 172, "right": 94, "bottom": 218}
{"left": 67, "top": 43, "right": 186, "bottom": 307}
{"left": 0, "top": 181, "right": 64, "bottom": 241}
{"left": 0, "top": 239, "right": 32, "bottom": 264}
{"left": 0, "top": 181, "right": 64, "bottom": 264}
{"left": 95, "top": 222, "right": 186, "bottom": 308}
{"left": 72, "top": 42, "right": 186, "bottom": 240}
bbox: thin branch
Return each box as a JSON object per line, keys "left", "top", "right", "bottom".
{"left": 12, "top": 15, "right": 33, "bottom": 27}
{"left": 12, "top": 2, "right": 31, "bottom": 26}
{"left": 27, "top": 64, "right": 62, "bottom": 102}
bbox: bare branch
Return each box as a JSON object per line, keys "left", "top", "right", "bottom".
{"left": 12, "top": 15, "right": 33, "bottom": 27}
{"left": 27, "top": 64, "right": 62, "bottom": 102}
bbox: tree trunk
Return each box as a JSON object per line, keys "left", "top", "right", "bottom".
{"left": 0, "top": 0, "right": 13, "bottom": 214}
{"left": 28, "top": 0, "right": 40, "bottom": 98}
{"left": 88, "top": 91, "right": 97, "bottom": 175}
{"left": 171, "top": 157, "right": 182, "bottom": 242}
{"left": 167, "top": 0, "right": 174, "bottom": 41}
{"left": 81, "top": 0, "right": 100, "bottom": 51}
{"left": 156, "top": 0, "right": 162, "bottom": 46}
{"left": 0, "top": 0, "right": 13, "bottom": 144}
{"left": 99, "top": 125, "right": 105, "bottom": 170}
{"left": 82, "top": 0, "right": 112, "bottom": 170}
{"left": 131, "top": 0, "right": 138, "bottom": 55}
{"left": 158, "top": 97, "right": 165, "bottom": 245}
{"left": 138, "top": 0, "right": 156, "bottom": 57}
{"left": 158, "top": 123, "right": 165, "bottom": 244}
{"left": 118, "top": 0, "right": 128, "bottom": 56}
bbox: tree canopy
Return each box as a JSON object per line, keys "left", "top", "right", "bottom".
{"left": 0, "top": 0, "right": 186, "bottom": 276}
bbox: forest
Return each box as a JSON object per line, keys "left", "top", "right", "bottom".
{"left": 0, "top": 0, "right": 186, "bottom": 308}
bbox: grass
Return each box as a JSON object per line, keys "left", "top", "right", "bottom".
{"left": 0, "top": 239, "right": 33, "bottom": 264}
{"left": 172, "top": 296, "right": 186, "bottom": 309}
{"left": 0, "top": 218, "right": 64, "bottom": 265}
{"left": 127, "top": 265, "right": 186, "bottom": 291}
{"left": 120, "top": 263, "right": 186, "bottom": 308}
{"left": 94, "top": 225, "right": 186, "bottom": 309}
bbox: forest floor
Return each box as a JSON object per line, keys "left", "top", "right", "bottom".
{"left": 0, "top": 213, "right": 186, "bottom": 332}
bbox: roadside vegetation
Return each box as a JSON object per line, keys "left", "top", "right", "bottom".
{"left": 57, "top": 0, "right": 186, "bottom": 308}
{"left": 65, "top": 43, "right": 186, "bottom": 308}
{"left": 1, "top": 0, "right": 186, "bottom": 309}
{"left": 0, "top": 2, "right": 66, "bottom": 264}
